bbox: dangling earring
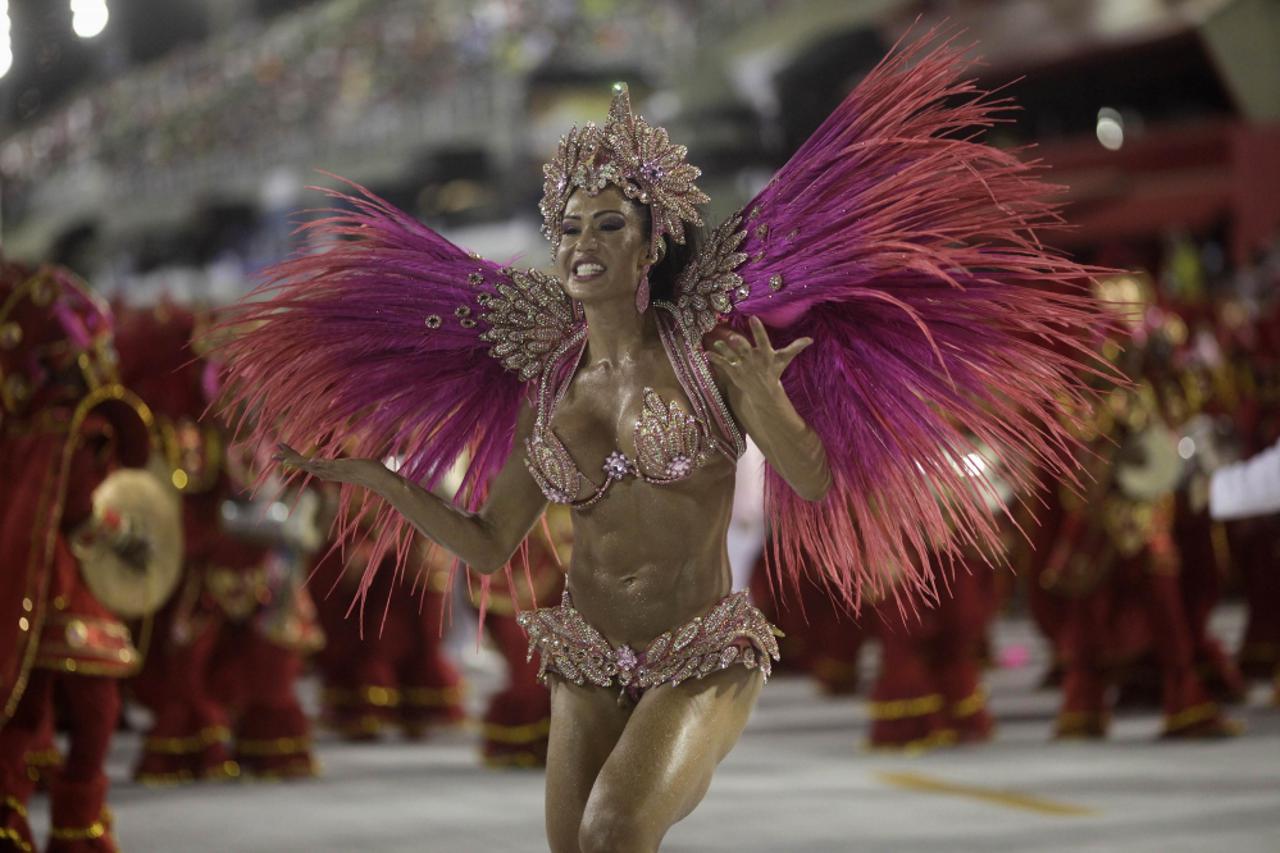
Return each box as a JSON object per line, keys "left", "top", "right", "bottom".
{"left": 635, "top": 267, "right": 651, "bottom": 314}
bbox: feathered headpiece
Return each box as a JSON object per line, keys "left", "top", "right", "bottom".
{"left": 539, "top": 83, "right": 708, "bottom": 258}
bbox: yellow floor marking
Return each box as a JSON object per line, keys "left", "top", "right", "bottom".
{"left": 875, "top": 771, "right": 1097, "bottom": 817}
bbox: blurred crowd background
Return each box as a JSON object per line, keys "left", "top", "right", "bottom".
{"left": 3, "top": 0, "right": 1277, "bottom": 304}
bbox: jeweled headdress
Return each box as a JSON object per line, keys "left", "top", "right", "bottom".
{"left": 540, "top": 83, "right": 709, "bottom": 258}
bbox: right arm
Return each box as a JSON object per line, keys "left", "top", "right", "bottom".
{"left": 278, "top": 401, "right": 548, "bottom": 574}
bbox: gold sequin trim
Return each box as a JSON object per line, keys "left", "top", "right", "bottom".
{"left": 866, "top": 693, "right": 944, "bottom": 721}
{"left": 0, "top": 828, "right": 32, "bottom": 852}
{"left": 49, "top": 820, "right": 107, "bottom": 841}
{"left": 143, "top": 725, "right": 230, "bottom": 755}
{"left": 481, "top": 717, "right": 551, "bottom": 745}
{"left": 951, "top": 688, "right": 987, "bottom": 719}
{"left": 235, "top": 735, "right": 312, "bottom": 757}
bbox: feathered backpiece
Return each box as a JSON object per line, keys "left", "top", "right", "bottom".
{"left": 673, "top": 29, "right": 1115, "bottom": 612}
{"left": 220, "top": 27, "right": 1114, "bottom": 625}
{"left": 216, "top": 180, "right": 577, "bottom": 621}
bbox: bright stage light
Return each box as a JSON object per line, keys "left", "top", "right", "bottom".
{"left": 0, "top": 0, "right": 10, "bottom": 80}
{"left": 71, "top": 0, "right": 109, "bottom": 39}
{"left": 1095, "top": 106, "right": 1124, "bottom": 151}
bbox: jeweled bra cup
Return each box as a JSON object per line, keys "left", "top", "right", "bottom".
{"left": 524, "top": 303, "right": 744, "bottom": 509}
{"left": 516, "top": 590, "right": 780, "bottom": 702}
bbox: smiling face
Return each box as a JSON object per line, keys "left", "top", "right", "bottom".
{"left": 555, "top": 185, "right": 655, "bottom": 306}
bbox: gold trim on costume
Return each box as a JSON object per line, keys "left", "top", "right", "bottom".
{"left": 143, "top": 725, "right": 230, "bottom": 755}
{"left": 238, "top": 758, "right": 321, "bottom": 781}
{"left": 865, "top": 729, "right": 956, "bottom": 755}
{"left": 235, "top": 735, "right": 312, "bottom": 757}
{"left": 322, "top": 685, "right": 400, "bottom": 707}
{"left": 0, "top": 827, "right": 33, "bottom": 852}
{"left": 481, "top": 751, "right": 543, "bottom": 769}
{"left": 480, "top": 717, "right": 551, "bottom": 745}
{"left": 1054, "top": 710, "right": 1110, "bottom": 738}
{"left": 136, "top": 761, "right": 241, "bottom": 787}
{"left": 1163, "top": 702, "right": 1223, "bottom": 733}
{"left": 4, "top": 423, "right": 64, "bottom": 721}
{"left": 49, "top": 820, "right": 107, "bottom": 841}
{"left": 2, "top": 796, "right": 27, "bottom": 818}
{"left": 951, "top": 688, "right": 987, "bottom": 719}
{"left": 866, "top": 693, "right": 943, "bottom": 721}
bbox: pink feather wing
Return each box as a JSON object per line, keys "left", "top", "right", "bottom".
{"left": 215, "top": 179, "right": 570, "bottom": 623}
{"left": 682, "top": 31, "right": 1117, "bottom": 612}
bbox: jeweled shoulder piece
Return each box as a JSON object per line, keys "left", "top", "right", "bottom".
{"left": 540, "top": 83, "right": 709, "bottom": 257}
{"left": 672, "top": 213, "right": 750, "bottom": 335}
{"left": 478, "top": 267, "right": 577, "bottom": 382}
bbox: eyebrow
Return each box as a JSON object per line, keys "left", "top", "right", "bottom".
{"left": 562, "top": 209, "right": 624, "bottom": 220}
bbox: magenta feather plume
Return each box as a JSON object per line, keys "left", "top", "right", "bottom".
{"left": 726, "top": 30, "right": 1117, "bottom": 612}
{"left": 215, "top": 178, "right": 526, "bottom": 622}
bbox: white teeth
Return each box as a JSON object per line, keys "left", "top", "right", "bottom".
{"left": 575, "top": 263, "right": 604, "bottom": 276}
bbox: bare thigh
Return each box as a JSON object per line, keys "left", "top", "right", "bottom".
{"left": 544, "top": 677, "right": 632, "bottom": 853}
{"left": 581, "top": 666, "right": 765, "bottom": 853}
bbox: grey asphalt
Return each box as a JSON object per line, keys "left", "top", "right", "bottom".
{"left": 25, "top": 608, "right": 1280, "bottom": 852}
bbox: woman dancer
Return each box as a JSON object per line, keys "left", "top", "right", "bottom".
{"left": 222, "top": 33, "right": 1110, "bottom": 852}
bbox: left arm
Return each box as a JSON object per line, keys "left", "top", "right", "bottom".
{"left": 706, "top": 316, "right": 831, "bottom": 502}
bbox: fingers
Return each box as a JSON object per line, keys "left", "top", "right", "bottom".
{"left": 749, "top": 316, "right": 773, "bottom": 352}
{"left": 777, "top": 338, "right": 813, "bottom": 370}
{"left": 725, "top": 333, "right": 752, "bottom": 358}
{"left": 710, "top": 341, "right": 743, "bottom": 367}
{"left": 779, "top": 337, "right": 814, "bottom": 359}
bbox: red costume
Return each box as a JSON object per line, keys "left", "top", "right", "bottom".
{"left": 748, "top": 554, "right": 867, "bottom": 695}
{"left": 117, "top": 305, "right": 323, "bottom": 784}
{"left": 313, "top": 526, "right": 465, "bottom": 741}
{"left": 0, "top": 261, "right": 169, "bottom": 851}
{"left": 1043, "top": 367, "right": 1238, "bottom": 739}
{"left": 474, "top": 509, "right": 569, "bottom": 768}
{"left": 865, "top": 552, "right": 997, "bottom": 751}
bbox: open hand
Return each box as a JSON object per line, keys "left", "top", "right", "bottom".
{"left": 706, "top": 316, "right": 813, "bottom": 400}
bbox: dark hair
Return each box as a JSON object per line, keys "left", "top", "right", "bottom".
{"left": 639, "top": 206, "right": 701, "bottom": 305}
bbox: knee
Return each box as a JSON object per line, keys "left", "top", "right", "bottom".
{"left": 578, "top": 799, "right": 657, "bottom": 853}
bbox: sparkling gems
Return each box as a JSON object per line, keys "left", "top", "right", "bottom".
{"left": 768, "top": 274, "right": 784, "bottom": 292}
{"left": 672, "top": 213, "right": 748, "bottom": 335}
{"left": 424, "top": 314, "right": 442, "bottom": 329}
{"left": 614, "top": 644, "right": 638, "bottom": 671}
{"left": 602, "top": 451, "right": 630, "bottom": 479}
{"left": 467, "top": 272, "right": 485, "bottom": 287}
{"left": 520, "top": 591, "right": 780, "bottom": 696}
{"left": 666, "top": 455, "right": 692, "bottom": 478}
{"left": 540, "top": 82, "right": 708, "bottom": 261}
{"left": 455, "top": 305, "right": 472, "bottom": 318}
{"left": 478, "top": 267, "right": 577, "bottom": 381}
{"left": 635, "top": 389, "right": 703, "bottom": 483}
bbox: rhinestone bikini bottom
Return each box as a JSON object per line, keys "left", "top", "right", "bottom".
{"left": 517, "top": 588, "right": 781, "bottom": 703}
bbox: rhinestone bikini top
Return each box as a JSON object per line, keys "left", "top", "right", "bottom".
{"left": 524, "top": 303, "right": 744, "bottom": 509}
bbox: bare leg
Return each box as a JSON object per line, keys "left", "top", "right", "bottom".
{"left": 578, "top": 666, "right": 764, "bottom": 853}
{"left": 544, "top": 678, "right": 631, "bottom": 853}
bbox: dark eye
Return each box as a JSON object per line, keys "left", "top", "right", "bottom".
{"left": 600, "top": 216, "right": 625, "bottom": 231}
{"left": 562, "top": 222, "right": 580, "bottom": 235}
